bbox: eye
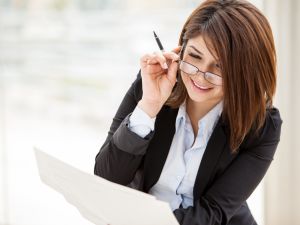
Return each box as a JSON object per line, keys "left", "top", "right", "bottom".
{"left": 188, "top": 53, "right": 202, "bottom": 60}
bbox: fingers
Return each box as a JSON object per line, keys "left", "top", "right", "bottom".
{"left": 171, "top": 46, "right": 182, "bottom": 54}
{"left": 153, "top": 51, "right": 169, "bottom": 69}
{"left": 162, "top": 52, "right": 180, "bottom": 62}
{"left": 140, "top": 46, "right": 181, "bottom": 70}
{"left": 140, "top": 53, "right": 155, "bottom": 67}
{"left": 140, "top": 52, "right": 166, "bottom": 69}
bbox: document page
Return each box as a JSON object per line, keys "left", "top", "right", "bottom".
{"left": 34, "top": 148, "right": 179, "bottom": 225}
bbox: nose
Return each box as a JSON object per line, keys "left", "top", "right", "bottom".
{"left": 192, "top": 70, "right": 210, "bottom": 85}
{"left": 195, "top": 64, "right": 212, "bottom": 82}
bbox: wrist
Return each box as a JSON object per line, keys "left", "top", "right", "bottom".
{"left": 137, "top": 99, "right": 162, "bottom": 118}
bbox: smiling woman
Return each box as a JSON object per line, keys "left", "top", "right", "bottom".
{"left": 166, "top": 0, "right": 278, "bottom": 152}
{"left": 178, "top": 36, "right": 224, "bottom": 134}
{"left": 94, "top": 1, "right": 282, "bottom": 225}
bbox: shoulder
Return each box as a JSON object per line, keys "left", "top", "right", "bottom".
{"left": 131, "top": 69, "right": 143, "bottom": 102}
{"left": 257, "top": 107, "right": 282, "bottom": 138}
{"left": 239, "top": 107, "right": 283, "bottom": 156}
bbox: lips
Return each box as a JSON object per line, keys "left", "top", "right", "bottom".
{"left": 191, "top": 79, "right": 213, "bottom": 91}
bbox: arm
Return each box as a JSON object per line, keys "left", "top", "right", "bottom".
{"left": 173, "top": 107, "right": 282, "bottom": 225}
{"left": 95, "top": 47, "right": 180, "bottom": 185}
{"left": 94, "top": 70, "right": 155, "bottom": 185}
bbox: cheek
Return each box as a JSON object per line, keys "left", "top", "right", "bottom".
{"left": 180, "top": 72, "right": 190, "bottom": 86}
{"left": 212, "top": 87, "right": 224, "bottom": 98}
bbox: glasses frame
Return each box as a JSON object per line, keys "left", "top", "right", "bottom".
{"left": 176, "top": 42, "right": 223, "bottom": 86}
{"left": 177, "top": 59, "right": 223, "bottom": 86}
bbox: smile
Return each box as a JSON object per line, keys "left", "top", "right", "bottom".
{"left": 191, "top": 79, "right": 213, "bottom": 91}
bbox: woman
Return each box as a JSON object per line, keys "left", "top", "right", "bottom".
{"left": 94, "top": 0, "right": 282, "bottom": 224}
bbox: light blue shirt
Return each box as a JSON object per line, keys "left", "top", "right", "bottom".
{"left": 128, "top": 99, "right": 223, "bottom": 211}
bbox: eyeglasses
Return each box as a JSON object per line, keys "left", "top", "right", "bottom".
{"left": 177, "top": 60, "right": 223, "bottom": 86}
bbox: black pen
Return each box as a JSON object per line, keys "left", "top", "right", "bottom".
{"left": 153, "top": 30, "right": 181, "bottom": 63}
{"left": 153, "top": 30, "right": 169, "bottom": 69}
{"left": 153, "top": 31, "right": 180, "bottom": 81}
{"left": 153, "top": 31, "right": 165, "bottom": 52}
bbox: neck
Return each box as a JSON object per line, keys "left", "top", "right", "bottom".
{"left": 186, "top": 97, "right": 220, "bottom": 124}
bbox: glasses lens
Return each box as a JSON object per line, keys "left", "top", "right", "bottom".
{"left": 205, "top": 72, "right": 222, "bottom": 85}
{"left": 179, "top": 61, "right": 223, "bottom": 86}
{"left": 179, "top": 61, "right": 198, "bottom": 75}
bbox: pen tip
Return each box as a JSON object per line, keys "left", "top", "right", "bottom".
{"left": 153, "top": 31, "right": 157, "bottom": 37}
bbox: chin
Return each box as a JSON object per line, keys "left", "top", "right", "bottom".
{"left": 187, "top": 84, "right": 223, "bottom": 104}
{"left": 188, "top": 93, "right": 216, "bottom": 103}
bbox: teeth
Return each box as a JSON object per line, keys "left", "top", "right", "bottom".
{"left": 192, "top": 80, "right": 210, "bottom": 89}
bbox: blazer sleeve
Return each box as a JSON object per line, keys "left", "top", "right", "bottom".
{"left": 94, "top": 70, "right": 155, "bottom": 185}
{"left": 173, "top": 107, "right": 283, "bottom": 225}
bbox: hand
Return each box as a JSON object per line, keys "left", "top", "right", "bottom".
{"left": 138, "top": 46, "right": 182, "bottom": 117}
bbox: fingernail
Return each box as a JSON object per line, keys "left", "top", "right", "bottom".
{"left": 163, "top": 62, "right": 168, "bottom": 69}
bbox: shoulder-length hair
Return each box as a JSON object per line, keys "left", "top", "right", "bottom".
{"left": 165, "top": 0, "right": 277, "bottom": 153}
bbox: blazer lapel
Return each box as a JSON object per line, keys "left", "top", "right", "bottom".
{"left": 143, "top": 106, "right": 179, "bottom": 192}
{"left": 193, "top": 116, "right": 229, "bottom": 200}
{"left": 142, "top": 107, "right": 233, "bottom": 200}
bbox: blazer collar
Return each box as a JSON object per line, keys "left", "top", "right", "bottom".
{"left": 193, "top": 117, "right": 228, "bottom": 200}
{"left": 143, "top": 105, "right": 179, "bottom": 192}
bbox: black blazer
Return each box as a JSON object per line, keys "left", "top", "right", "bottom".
{"left": 94, "top": 70, "right": 282, "bottom": 225}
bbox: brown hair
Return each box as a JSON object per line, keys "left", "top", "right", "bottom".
{"left": 165, "top": 0, "right": 277, "bottom": 153}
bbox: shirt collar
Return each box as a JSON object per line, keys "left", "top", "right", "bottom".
{"left": 175, "top": 99, "right": 224, "bottom": 134}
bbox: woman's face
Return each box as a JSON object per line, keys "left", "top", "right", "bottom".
{"left": 180, "top": 35, "right": 224, "bottom": 105}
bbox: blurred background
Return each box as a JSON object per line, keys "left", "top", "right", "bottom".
{"left": 0, "top": 0, "right": 299, "bottom": 224}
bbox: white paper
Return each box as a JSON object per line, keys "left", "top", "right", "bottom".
{"left": 34, "top": 148, "right": 179, "bottom": 225}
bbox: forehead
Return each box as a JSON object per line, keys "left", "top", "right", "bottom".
{"left": 186, "top": 35, "right": 218, "bottom": 60}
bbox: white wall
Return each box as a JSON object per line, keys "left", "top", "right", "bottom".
{"left": 263, "top": 0, "right": 300, "bottom": 224}
{"left": 0, "top": 73, "right": 8, "bottom": 225}
{"left": 0, "top": 0, "right": 275, "bottom": 224}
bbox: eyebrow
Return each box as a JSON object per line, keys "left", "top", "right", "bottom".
{"left": 188, "top": 45, "right": 220, "bottom": 65}
{"left": 189, "top": 45, "right": 203, "bottom": 55}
